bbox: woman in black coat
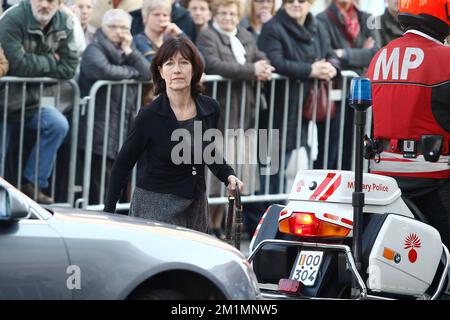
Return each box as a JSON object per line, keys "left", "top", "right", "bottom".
{"left": 78, "top": 9, "right": 151, "bottom": 204}
{"left": 257, "top": 0, "right": 339, "bottom": 189}
{"left": 104, "top": 36, "right": 243, "bottom": 233}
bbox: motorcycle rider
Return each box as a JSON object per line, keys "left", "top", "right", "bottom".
{"left": 366, "top": 0, "right": 450, "bottom": 248}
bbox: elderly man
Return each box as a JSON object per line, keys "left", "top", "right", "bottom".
{"left": 0, "top": 0, "right": 79, "bottom": 204}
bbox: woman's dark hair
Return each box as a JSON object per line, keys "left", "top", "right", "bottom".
{"left": 151, "top": 36, "right": 205, "bottom": 96}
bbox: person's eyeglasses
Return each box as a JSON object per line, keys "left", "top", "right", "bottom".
{"left": 106, "top": 25, "right": 130, "bottom": 31}
{"left": 216, "top": 11, "right": 238, "bottom": 18}
{"left": 189, "top": 6, "right": 209, "bottom": 12}
{"left": 285, "top": 0, "right": 308, "bottom": 4}
{"left": 253, "top": 0, "right": 273, "bottom": 3}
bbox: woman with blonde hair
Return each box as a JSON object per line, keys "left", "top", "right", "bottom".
{"left": 133, "top": 0, "right": 184, "bottom": 63}
{"left": 240, "top": 0, "right": 276, "bottom": 40}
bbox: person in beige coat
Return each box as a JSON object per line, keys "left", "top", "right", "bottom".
{"left": 0, "top": 45, "right": 9, "bottom": 77}
{"left": 90, "top": 0, "right": 143, "bottom": 28}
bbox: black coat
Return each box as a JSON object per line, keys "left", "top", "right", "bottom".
{"left": 104, "top": 93, "right": 236, "bottom": 212}
{"left": 258, "top": 9, "right": 338, "bottom": 150}
{"left": 78, "top": 29, "right": 151, "bottom": 160}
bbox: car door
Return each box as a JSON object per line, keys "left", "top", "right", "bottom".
{"left": 0, "top": 195, "right": 72, "bottom": 299}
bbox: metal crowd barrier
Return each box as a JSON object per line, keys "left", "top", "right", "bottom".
{"left": 0, "top": 76, "right": 80, "bottom": 206}
{"left": 205, "top": 71, "right": 364, "bottom": 205}
{"left": 76, "top": 80, "right": 149, "bottom": 209}
{"left": 79, "top": 72, "right": 365, "bottom": 211}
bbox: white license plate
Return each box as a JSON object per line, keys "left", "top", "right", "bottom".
{"left": 289, "top": 250, "right": 324, "bottom": 287}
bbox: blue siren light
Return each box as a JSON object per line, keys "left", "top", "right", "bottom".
{"left": 348, "top": 77, "right": 372, "bottom": 109}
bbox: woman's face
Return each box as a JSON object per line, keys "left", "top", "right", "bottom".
{"left": 103, "top": 19, "right": 130, "bottom": 45}
{"left": 159, "top": 52, "right": 193, "bottom": 92}
{"left": 188, "top": 0, "right": 211, "bottom": 29}
{"left": 284, "top": 0, "right": 311, "bottom": 23}
{"left": 213, "top": 4, "right": 239, "bottom": 32}
{"left": 75, "top": 0, "right": 93, "bottom": 27}
{"left": 145, "top": 7, "right": 171, "bottom": 35}
{"left": 252, "top": 0, "right": 273, "bottom": 20}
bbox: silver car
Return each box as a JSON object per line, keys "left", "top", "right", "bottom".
{"left": 0, "top": 178, "right": 260, "bottom": 300}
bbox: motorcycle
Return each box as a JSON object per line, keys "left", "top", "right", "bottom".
{"left": 245, "top": 78, "right": 450, "bottom": 300}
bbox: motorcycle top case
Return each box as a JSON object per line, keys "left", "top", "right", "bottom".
{"left": 288, "top": 170, "right": 402, "bottom": 206}
{"left": 367, "top": 214, "right": 442, "bottom": 296}
{"left": 282, "top": 170, "right": 414, "bottom": 233}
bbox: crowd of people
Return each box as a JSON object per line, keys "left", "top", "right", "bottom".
{"left": 1, "top": 0, "right": 441, "bottom": 239}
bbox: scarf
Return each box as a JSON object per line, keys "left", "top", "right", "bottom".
{"left": 338, "top": 3, "right": 360, "bottom": 43}
{"left": 212, "top": 21, "right": 247, "bottom": 65}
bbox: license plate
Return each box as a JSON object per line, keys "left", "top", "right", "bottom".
{"left": 289, "top": 250, "right": 324, "bottom": 287}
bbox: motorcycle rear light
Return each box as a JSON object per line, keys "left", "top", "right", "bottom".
{"left": 279, "top": 212, "right": 319, "bottom": 236}
{"left": 279, "top": 212, "right": 351, "bottom": 238}
{"left": 278, "top": 278, "right": 303, "bottom": 295}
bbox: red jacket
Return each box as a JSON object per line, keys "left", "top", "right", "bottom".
{"left": 366, "top": 30, "right": 450, "bottom": 179}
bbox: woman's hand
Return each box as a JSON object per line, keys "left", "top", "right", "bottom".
{"left": 310, "top": 59, "right": 337, "bottom": 81}
{"left": 164, "top": 23, "right": 183, "bottom": 37}
{"left": 254, "top": 60, "right": 275, "bottom": 81}
{"left": 227, "top": 175, "right": 244, "bottom": 197}
{"left": 363, "top": 36, "right": 375, "bottom": 49}
{"left": 120, "top": 31, "right": 133, "bottom": 55}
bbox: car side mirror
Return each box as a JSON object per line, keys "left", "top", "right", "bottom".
{"left": 0, "top": 185, "right": 30, "bottom": 222}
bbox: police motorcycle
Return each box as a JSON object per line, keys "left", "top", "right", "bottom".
{"left": 247, "top": 78, "right": 450, "bottom": 300}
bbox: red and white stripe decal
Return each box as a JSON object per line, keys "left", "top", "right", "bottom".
{"left": 309, "top": 173, "right": 342, "bottom": 201}
{"left": 319, "top": 174, "right": 342, "bottom": 201}
{"left": 309, "top": 173, "right": 336, "bottom": 200}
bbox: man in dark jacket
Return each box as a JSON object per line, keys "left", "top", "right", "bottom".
{"left": 78, "top": 8, "right": 150, "bottom": 205}
{"left": 0, "top": 0, "right": 79, "bottom": 204}
{"left": 130, "top": 0, "right": 197, "bottom": 41}
{"left": 377, "top": 0, "right": 403, "bottom": 47}
{"left": 316, "top": 0, "right": 380, "bottom": 170}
